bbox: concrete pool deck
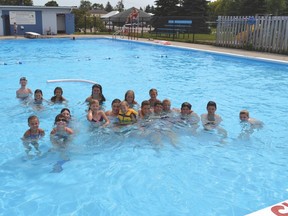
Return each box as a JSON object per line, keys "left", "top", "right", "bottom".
{"left": 1, "top": 34, "right": 288, "bottom": 63}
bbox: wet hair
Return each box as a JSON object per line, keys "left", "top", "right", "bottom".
{"left": 141, "top": 100, "right": 150, "bottom": 108}
{"left": 28, "top": 115, "right": 39, "bottom": 124}
{"left": 61, "top": 108, "right": 71, "bottom": 114}
{"left": 54, "top": 113, "right": 67, "bottom": 124}
{"left": 89, "top": 99, "right": 100, "bottom": 107}
{"left": 240, "top": 110, "right": 249, "bottom": 118}
{"left": 149, "top": 88, "right": 158, "bottom": 95}
{"left": 124, "top": 90, "right": 136, "bottom": 104}
{"left": 162, "top": 99, "right": 171, "bottom": 105}
{"left": 54, "top": 87, "right": 63, "bottom": 95}
{"left": 206, "top": 101, "right": 217, "bottom": 109}
{"left": 181, "top": 102, "right": 192, "bottom": 110}
{"left": 120, "top": 100, "right": 129, "bottom": 107}
{"left": 34, "top": 89, "right": 43, "bottom": 95}
{"left": 91, "top": 84, "right": 106, "bottom": 102}
{"left": 20, "top": 77, "right": 27, "bottom": 81}
{"left": 111, "top": 98, "right": 121, "bottom": 106}
{"left": 154, "top": 101, "right": 163, "bottom": 107}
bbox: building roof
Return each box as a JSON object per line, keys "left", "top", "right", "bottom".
{"left": 101, "top": 11, "right": 119, "bottom": 19}
{"left": 88, "top": 9, "right": 108, "bottom": 15}
{"left": 0, "top": 5, "right": 74, "bottom": 11}
{"left": 110, "top": 7, "right": 151, "bottom": 23}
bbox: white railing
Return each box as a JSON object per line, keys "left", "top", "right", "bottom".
{"left": 216, "top": 16, "right": 288, "bottom": 53}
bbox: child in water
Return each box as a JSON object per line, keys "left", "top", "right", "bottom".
{"left": 50, "top": 114, "right": 73, "bottom": 149}
{"left": 105, "top": 98, "right": 121, "bottom": 117}
{"left": 124, "top": 90, "right": 139, "bottom": 110}
{"left": 16, "top": 77, "right": 33, "bottom": 100}
{"left": 33, "top": 89, "right": 45, "bottom": 105}
{"left": 117, "top": 101, "right": 138, "bottom": 125}
{"left": 22, "top": 115, "right": 45, "bottom": 155}
{"left": 180, "top": 102, "right": 200, "bottom": 124}
{"left": 60, "top": 108, "right": 72, "bottom": 123}
{"left": 87, "top": 99, "right": 110, "bottom": 127}
{"left": 201, "top": 101, "right": 222, "bottom": 130}
{"left": 51, "top": 87, "right": 66, "bottom": 104}
{"left": 238, "top": 110, "right": 263, "bottom": 139}
{"left": 201, "top": 101, "right": 227, "bottom": 139}
{"left": 148, "top": 88, "right": 161, "bottom": 107}
{"left": 85, "top": 84, "right": 106, "bottom": 105}
{"left": 239, "top": 110, "right": 263, "bottom": 128}
{"left": 138, "top": 100, "right": 151, "bottom": 119}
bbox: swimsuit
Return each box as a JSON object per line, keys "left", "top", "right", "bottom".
{"left": 17, "top": 93, "right": 31, "bottom": 100}
{"left": 34, "top": 99, "right": 43, "bottom": 105}
{"left": 91, "top": 116, "right": 104, "bottom": 122}
{"left": 24, "top": 129, "right": 44, "bottom": 140}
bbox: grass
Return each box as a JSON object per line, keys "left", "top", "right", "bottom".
{"left": 75, "top": 30, "right": 217, "bottom": 45}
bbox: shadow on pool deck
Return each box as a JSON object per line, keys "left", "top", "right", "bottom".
{"left": 1, "top": 34, "right": 288, "bottom": 63}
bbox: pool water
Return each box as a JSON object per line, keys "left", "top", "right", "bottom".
{"left": 0, "top": 38, "right": 288, "bottom": 215}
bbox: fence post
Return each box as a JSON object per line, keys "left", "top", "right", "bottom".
{"left": 84, "top": 16, "right": 87, "bottom": 34}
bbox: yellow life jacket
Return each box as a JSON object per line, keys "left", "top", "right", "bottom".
{"left": 118, "top": 108, "right": 138, "bottom": 124}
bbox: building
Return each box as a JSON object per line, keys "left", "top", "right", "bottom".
{"left": 88, "top": 9, "right": 107, "bottom": 18}
{"left": 0, "top": 6, "right": 75, "bottom": 36}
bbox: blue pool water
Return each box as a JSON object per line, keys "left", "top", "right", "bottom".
{"left": 0, "top": 38, "right": 288, "bottom": 215}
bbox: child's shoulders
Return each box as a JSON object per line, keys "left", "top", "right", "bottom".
{"left": 200, "top": 113, "right": 207, "bottom": 119}
{"left": 38, "top": 128, "right": 45, "bottom": 135}
{"left": 23, "top": 129, "right": 31, "bottom": 138}
{"left": 215, "top": 114, "right": 222, "bottom": 120}
{"left": 50, "top": 128, "right": 57, "bottom": 135}
{"left": 65, "top": 127, "right": 74, "bottom": 134}
{"left": 85, "top": 96, "right": 92, "bottom": 102}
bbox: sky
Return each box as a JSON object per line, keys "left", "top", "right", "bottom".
{"left": 33, "top": 0, "right": 215, "bottom": 10}
{"left": 33, "top": 0, "right": 156, "bottom": 9}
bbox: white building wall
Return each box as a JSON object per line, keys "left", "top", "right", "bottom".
{"left": 42, "top": 10, "right": 57, "bottom": 35}
{"left": 0, "top": 10, "right": 3, "bottom": 36}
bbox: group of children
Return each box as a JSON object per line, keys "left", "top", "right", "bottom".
{"left": 18, "top": 77, "right": 263, "bottom": 155}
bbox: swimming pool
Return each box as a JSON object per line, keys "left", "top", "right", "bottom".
{"left": 0, "top": 38, "right": 288, "bottom": 215}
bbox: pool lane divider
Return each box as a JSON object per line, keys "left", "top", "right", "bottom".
{"left": 245, "top": 200, "right": 288, "bottom": 216}
{"left": 47, "top": 79, "right": 97, "bottom": 84}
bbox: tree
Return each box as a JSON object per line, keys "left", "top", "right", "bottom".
{"left": 105, "top": 1, "right": 113, "bottom": 12}
{"left": 150, "top": 6, "right": 156, "bottom": 14}
{"left": 208, "top": 0, "right": 284, "bottom": 16}
{"left": 0, "top": 0, "right": 33, "bottom": 5}
{"left": 238, "top": 0, "right": 267, "bottom": 16}
{"left": 181, "top": 0, "right": 209, "bottom": 16}
{"left": 266, "top": 0, "right": 286, "bottom": 15}
{"left": 79, "top": 0, "right": 92, "bottom": 11}
{"left": 181, "top": 0, "right": 210, "bottom": 33}
{"left": 115, "top": 0, "right": 124, "bottom": 12}
{"left": 45, "top": 0, "right": 58, "bottom": 6}
{"left": 145, "top": 4, "right": 151, "bottom": 13}
{"left": 92, "top": 3, "right": 104, "bottom": 10}
{"left": 154, "top": 0, "right": 180, "bottom": 16}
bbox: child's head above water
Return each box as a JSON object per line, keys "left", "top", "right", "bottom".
{"left": 54, "top": 87, "right": 63, "bottom": 96}
{"left": 89, "top": 99, "right": 100, "bottom": 110}
{"left": 149, "top": 88, "right": 158, "bottom": 98}
{"left": 181, "top": 102, "right": 192, "bottom": 115}
{"left": 28, "top": 115, "right": 39, "bottom": 126}
{"left": 239, "top": 110, "right": 249, "bottom": 121}
{"left": 54, "top": 113, "right": 68, "bottom": 125}
{"left": 120, "top": 101, "right": 129, "bottom": 113}
{"left": 34, "top": 89, "right": 43, "bottom": 100}
{"left": 206, "top": 101, "right": 217, "bottom": 115}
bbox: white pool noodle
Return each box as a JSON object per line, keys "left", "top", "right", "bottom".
{"left": 47, "top": 79, "right": 98, "bottom": 84}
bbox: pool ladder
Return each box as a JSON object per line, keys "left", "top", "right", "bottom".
{"left": 112, "top": 25, "right": 138, "bottom": 40}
